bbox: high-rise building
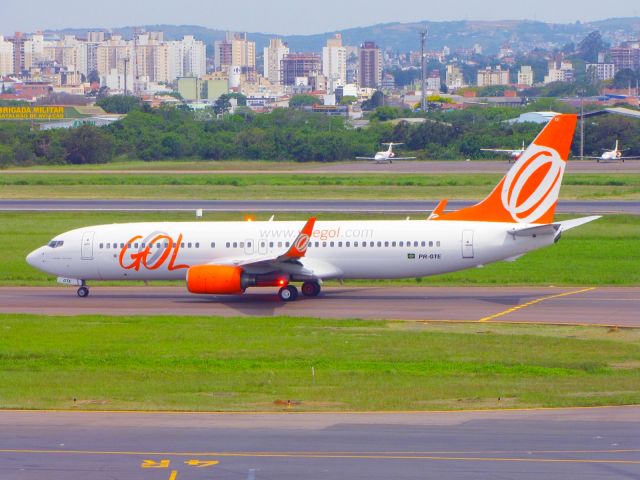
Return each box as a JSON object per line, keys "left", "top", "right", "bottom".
{"left": 264, "top": 38, "right": 289, "bottom": 84}
{"left": 214, "top": 32, "right": 255, "bottom": 74}
{"left": 476, "top": 66, "right": 509, "bottom": 87}
{"left": 445, "top": 65, "right": 464, "bottom": 90}
{"left": 280, "top": 53, "right": 321, "bottom": 86}
{"left": 8, "top": 32, "right": 26, "bottom": 74}
{"left": 358, "top": 41, "right": 382, "bottom": 88}
{"left": 322, "top": 34, "right": 346, "bottom": 93}
{"left": 610, "top": 41, "right": 640, "bottom": 72}
{"left": 544, "top": 59, "right": 574, "bottom": 84}
{"left": 517, "top": 65, "right": 534, "bottom": 86}
{"left": 181, "top": 35, "right": 206, "bottom": 78}
{"left": 0, "top": 36, "right": 15, "bottom": 76}
{"left": 585, "top": 63, "right": 616, "bottom": 81}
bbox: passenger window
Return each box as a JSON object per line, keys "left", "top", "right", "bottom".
{"left": 211, "top": 242, "right": 215, "bottom": 248}
{"left": 226, "top": 242, "right": 230, "bottom": 248}
{"left": 247, "top": 242, "right": 251, "bottom": 248}
{"left": 106, "top": 243, "right": 110, "bottom": 249}
{"left": 286, "top": 242, "right": 290, "bottom": 247}
{"left": 121, "top": 243, "right": 125, "bottom": 248}
{"left": 399, "top": 241, "right": 404, "bottom": 247}
{"left": 315, "top": 242, "right": 319, "bottom": 247}
{"left": 278, "top": 242, "right": 282, "bottom": 248}
{"left": 239, "top": 242, "right": 244, "bottom": 248}
{"left": 181, "top": 243, "right": 185, "bottom": 248}
{"left": 269, "top": 242, "right": 274, "bottom": 248}
{"left": 141, "top": 243, "right": 146, "bottom": 248}
{"left": 260, "top": 242, "right": 265, "bottom": 248}
{"left": 429, "top": 241, "right": 433, "bottom": 247}
{"left": 233, "top": 242, "right": 237, "bottom": 248}
{"left": 354, "top": 241, "right": 358, "bottom": 247}
{"left": 414, "top": 241, "right": 418, "bottom": 247}
{"left": 134, "top": 243, "right": 139, "bottom": 248}
{"left": 392, "top": 241, "right": 396, "bottom": 247}
{"left": 322, "top": 242, "right": 327, "bottom": 247}
{"left": 377, "top": 241, "right": 382, "bottom": 247}
{"left": 99, "top": 243, "right": 103, "bottom": 249}
{"left": 330, "top": 241, "right": 334, "bottom": 247}
{"left": 338, "top": 242, "right": 343, "bottom": 247}
{"left": 346, "top": 241, "right": 350, "bottom": 247}
{"left": 422, "top": 241, "right": 426, "bottom": 247}
{"left": 385, "top": 241, "right": 389, "bottom": 247}
{"left": 362, "top": 242, "right": 367, "bottom": 247}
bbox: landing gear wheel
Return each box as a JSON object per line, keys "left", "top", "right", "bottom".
{"left": 301, "top": 281, "right": 321, "bottom": 297}
{"left": 278, "top": 285, "right": 298, "bottom": 302}
{"left": 77, "top": 286, "right": 89, "bottom": 298}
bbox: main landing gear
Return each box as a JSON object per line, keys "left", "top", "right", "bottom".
{"left": 278, "top": 285, "right": 298, "bottom": 302}
{"left": 278, "top": 281, "right": 322, "bottom": 302}
{"left": 301, "top": 281, "right": 321, "bottom": 297}
{"left": 77, "top": 286, "right": 89, "bottom": 297}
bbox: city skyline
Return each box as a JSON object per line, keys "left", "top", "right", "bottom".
{"left": 2, "top": 0, "right": 640, "bottom": 36}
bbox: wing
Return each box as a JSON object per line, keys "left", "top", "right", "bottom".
{"left": 205, "top": 217, "right": 338, "bottom": 279}
{"left": 391, "top": 156, "right": 417, "bottom": 160}
{"left": 355, "top": 157, "right": 376, "bottom": 160}
{"left": 480, "top": 149, "right": 516, "bottom": 153}
{"left": 620, "top": 156, "right": 640, "bottom": 160}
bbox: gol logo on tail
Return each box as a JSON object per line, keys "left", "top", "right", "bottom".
{"left": 119, "top": 233, "right": 189, "bottom": 271}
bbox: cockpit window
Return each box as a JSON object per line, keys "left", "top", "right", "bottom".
{"left": 47, "top": 240, "right": 64, "bottom": 248}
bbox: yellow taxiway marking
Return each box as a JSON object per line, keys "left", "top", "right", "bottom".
{"left": 478, "top": 287, "right": 596, "bottom": 322}
{"left": 168, "top": 470, "right": 178, "bottom": 480}
{"left": 1, "top": 448, "right": 638, "bottom": 465}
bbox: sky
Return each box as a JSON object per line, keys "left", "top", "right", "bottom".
{"left": 2, "top": 0, "right": 640, "bottom": 36}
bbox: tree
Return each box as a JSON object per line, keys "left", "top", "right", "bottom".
{"left": 577, "top": 31, "right": 606, "bottom": 63}
{"left": 87, "top": 70, "right": 100, "bottom": 84}
{"left": 361, "top": 91, "right": 385, "bottom": 111}
{"left": 339, "top": 95, "right": 357, "bottom": 106}
{"left": 61, "top": 125, "right": 113, "bottom": 164}
{"left": 289, "top": 94, "right": 321, "bottom": 108}
{"left": 612, "top": 69, "right": 639, "bottom": 89}
{"left": 96, "top": 95, "right": 141, "bottom": 114}
{"left": 213, "top": 95, "right": 232, "bottom": 115}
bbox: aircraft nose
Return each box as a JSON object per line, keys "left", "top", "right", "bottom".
{"left": 26, "top": 247, "right": 43, "bottom": 267}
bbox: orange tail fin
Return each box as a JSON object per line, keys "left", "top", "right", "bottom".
{"left": 433, "top": 114, "right": 578, "bottom": 224}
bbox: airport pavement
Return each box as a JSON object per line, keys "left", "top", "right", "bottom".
{"left": 3, "top": 159, "right": 640, "bottom": 174}
{"left": 1, "top": 199, "right": 638, "bottom": 214}
{"left": 1, "top": 286, "right": 637, "bottom": 326}
{"left": 0, "top": 407, "right": 639, "bottom": 479}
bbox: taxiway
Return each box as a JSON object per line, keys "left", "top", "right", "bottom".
{"left": 1, "top": 286, "right": 637, "bottom": 326}
{"left": 1, "top": 407, "right": 638, "bottom": 480}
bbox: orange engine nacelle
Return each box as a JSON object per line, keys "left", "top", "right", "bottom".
{"left": 186, "top": 265, "right": 246, "bottom": 294}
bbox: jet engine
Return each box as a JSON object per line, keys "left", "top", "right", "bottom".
{"left": 186, "top": 265, "right": 247, "bottom": 294}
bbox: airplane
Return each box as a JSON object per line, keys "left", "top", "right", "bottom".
{"left": 586, "top": 140, "right": 640, "bottom": 162}
{"left": 356, "top": 142, "right": 416, "bottom": 163}
{"left": 480, "top": 141, "right": 526, "bottom": 162}
{"left": 26, "top": 114, "right": 600, "bottom": 302}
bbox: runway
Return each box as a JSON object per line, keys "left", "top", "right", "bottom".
{"left": 4, "top": 159, "right": 640, "bottom": 174}
{"left": 1, "top": 407, "right": 639, "bottom": 479}
{"left": 1, "top": 199, "right": 638, "bottom": 214}
{"left": 1, "top": 286, "right": 638, "bottom": 326}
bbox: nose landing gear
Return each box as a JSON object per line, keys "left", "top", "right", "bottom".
{"left": 77, "top": 286, "right": 89, "bottom": 297}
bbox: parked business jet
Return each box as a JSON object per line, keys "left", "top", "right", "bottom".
{"left": 586, "top": 140, "right": 640, "bottom": 162}
{"left": 481, "top": 141, "right": 526, "bottom": 162}
{"left": 27, "top": 114, "right": 599, "bottom": 301}
{"left": 356, "top": 142, "right": 416, "bottom": 163}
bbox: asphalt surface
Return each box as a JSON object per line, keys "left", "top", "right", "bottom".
{"left": 1, "top": 286, "right": 637, "bottom": 326}
{"left": 0, "top": 407, "right": 638, "bottom": 480}
{"left": 4, "top": 159, "right": 640, "bottom": 174}
{"left": 1, "top": 199, "right": 638, "bottom": 214}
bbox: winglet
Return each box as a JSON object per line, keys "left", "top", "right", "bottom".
{"left": 427, "top": 199, "right": 448, "bottom": 220}
{"left": 282, "top": 217, "right": 316, "bottom": 259}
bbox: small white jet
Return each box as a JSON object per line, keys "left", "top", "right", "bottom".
{"left": 27, "top": 114, "right": 599, "bottom": 302}
{"left": 586, "top": 140, "right": 640, "bottom": 162}
{"left": 356, "top": 142, "right": 416, "bottom": 163}
{"left": 481, "top": 141, "right": 526, "bottom": 163}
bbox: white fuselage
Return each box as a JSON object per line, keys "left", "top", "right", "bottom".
{"left": 27, "top": 220, "right": 554, "bottom": 283}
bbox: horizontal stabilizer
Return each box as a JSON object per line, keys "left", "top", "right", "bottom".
{"left": 556, "top": 215, "right": 602, "bottom": 232}
{"left": 509, "top": 224, "right": 560, "bottom": 237}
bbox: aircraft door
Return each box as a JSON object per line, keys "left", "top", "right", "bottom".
{"left": 81, "top": 231, "right": 95, "bottom": 260}
{"left": 462, "top": 230, "right": 474, "bottom": 259}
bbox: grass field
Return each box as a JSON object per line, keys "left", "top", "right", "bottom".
{"left": 1, "top": 173, "right": 639, "bottom": 200}
{"left": 0, "top": 315, "right": 638, "bottom": 411}
{"left": 2, "top": 211, "right": 638, "bottom": 286}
